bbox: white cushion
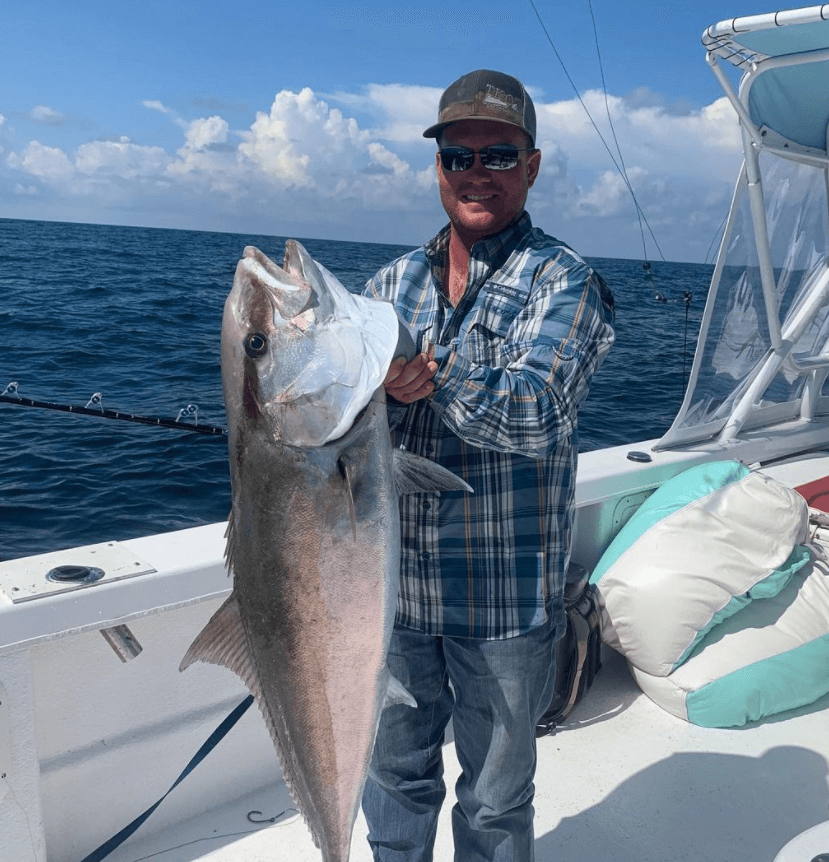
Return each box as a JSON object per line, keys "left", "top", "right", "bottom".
{"left": 591, "top": 461, "right": 809, "bottom": 677}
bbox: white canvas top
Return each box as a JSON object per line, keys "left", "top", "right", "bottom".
{"left": 702, "top": 5, "right": 829, "bottom": 150}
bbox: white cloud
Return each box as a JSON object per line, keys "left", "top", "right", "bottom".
{"left": 143, "top": 100, "right": 188, "bottom": 129}
{"left": 143, "top": 99, "right": 173, "bottom": 115}
{"left": 8, "top": 141, "right": 74, "bottom": 181}
{"left": 368, "top": 142, "right": 414, "bottom": 177}
{"left": 331, "top": 83, "right": 441, "bottom": 144}
{"left": 238, "top": 87, "right": 372, "bottom": 188}
{"left": 183, "top": 116, "right": 228, "bottom": 151}
{"left": 536, "top": 91, "right": 741, "bottom": 184}
{"left": 161, "top": 117, "right": 236, "bottom": 194}
{"left": 7, "top": 137, "right": 171, "bottom": 202}
{"left": 29, "top": 105, "right": 65, "bottom": 125}
{"left": 576, "top": 168, "right": 649, "bottom": 217}
{"left": 75, "top": 137, "right": 170, "bottom": 178}
{"left": 2, "top": 83, "right": 746, "bottom": 258}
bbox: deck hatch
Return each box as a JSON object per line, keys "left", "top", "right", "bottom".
{"left": 0, "top": 542, "right": 156, "bottom": 604}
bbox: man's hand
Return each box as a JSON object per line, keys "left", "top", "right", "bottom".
{"left": 384, "top": 353, "right": 437, "bottom": 403}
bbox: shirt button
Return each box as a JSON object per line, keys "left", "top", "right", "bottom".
{"left": 423, "top": 501, "right": 431, "bottom": 511}
{"left": 422, "top": 552, "right": 430, "bottom": 561}
{"left": 426, "top": 445, "right": 434, "bottom": 455}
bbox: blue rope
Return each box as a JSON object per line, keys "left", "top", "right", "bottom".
{"left": 77, "top": 695, "right": 255, "bottom": 862}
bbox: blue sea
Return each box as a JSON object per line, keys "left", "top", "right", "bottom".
{"left": 0, "top": 217, "right": 709, "bottom": 562}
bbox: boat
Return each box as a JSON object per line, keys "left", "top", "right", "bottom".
{"left": 2, "top": 6, "right": 829, "bottom": 861}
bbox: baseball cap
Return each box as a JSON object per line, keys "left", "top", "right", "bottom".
{"left": 423, "top": 69, "right": 536, "bottom": 146}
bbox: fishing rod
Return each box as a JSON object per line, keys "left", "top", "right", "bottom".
{"left": 0, "top": 382, "right": 227, "bottom": 437}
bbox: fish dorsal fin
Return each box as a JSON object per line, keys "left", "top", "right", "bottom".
{"left": 179, "top": 594, "right": 257, "bottom": 691}
{"left": 179, "top": 595, "right": 322, "bottom": 851}
{"left": 393, "top": 448, "right": 473, "bottom": 496}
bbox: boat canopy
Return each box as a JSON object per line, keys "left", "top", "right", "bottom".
{"left": 703, "top": 5, "right": 829, "bottom": 151}
{"left": 656, "top": 6, "right": 829, "bottom": 450}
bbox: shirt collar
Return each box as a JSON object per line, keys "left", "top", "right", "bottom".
{"left": 424, "top": 211, "right": 533, "bottom": 271}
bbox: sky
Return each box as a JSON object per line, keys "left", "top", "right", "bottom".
{"left": 0, "top": 0, "right": 775, "bottom": 262}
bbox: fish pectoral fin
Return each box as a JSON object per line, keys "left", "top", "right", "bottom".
{"left": 384, "top": 672, "right": 417, "bottom": 709}
{"left": 394, "top": 314, "right": 417, "bottom": 362}
{"left": 179, "top": 593, "right": 258, "bottom": 696}
{"left": 337, "top": 455, "right": 358, "bottom": 540}
{"left": 393, "top": 449, "right": 473, "bottom": 495}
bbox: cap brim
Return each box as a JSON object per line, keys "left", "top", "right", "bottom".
{"left": 423, "top": 121, "right": 449, "bottom": 139}
{"left": 423, "top": 116, "right": 534, "bottom": 145}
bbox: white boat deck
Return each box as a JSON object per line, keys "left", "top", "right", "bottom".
{"left": 99, "top": 453, "right": 829, "bottom": 862}
{"left": 103, "top": 645, "right": 829, "bottom": 862}
{"left": 2, "top": 446, "right": 828, "bottom": 862}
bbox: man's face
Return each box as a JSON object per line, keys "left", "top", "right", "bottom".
{"left": 436, "top": 119, "right": 541, "bottom": 245}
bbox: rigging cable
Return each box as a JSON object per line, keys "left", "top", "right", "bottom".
{"left": 704, "top": 210, "right": 729, "bottom": 265}
{"left": 682, "top": 290, "right": 693, "bottom": 398}
{"left": 585, "top": 0, "right": 649, "bottom": 267}
{"left": 529, "top": 0, "right": 667, "bottom": 265}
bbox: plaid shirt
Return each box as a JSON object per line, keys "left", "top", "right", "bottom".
{"left": 365, "top": 213, "right": 615, "bottom": 639}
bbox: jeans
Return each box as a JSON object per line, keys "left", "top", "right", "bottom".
{"left": 362, "top": 619, "right": 558, "bottom": 862}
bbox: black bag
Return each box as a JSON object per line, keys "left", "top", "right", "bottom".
{"left": 536, "top": 564, "right": 602, "bottom": 737}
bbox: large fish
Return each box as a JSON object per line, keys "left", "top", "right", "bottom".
{"left": 180, "top": 242, "right": 469, "bottom": 862}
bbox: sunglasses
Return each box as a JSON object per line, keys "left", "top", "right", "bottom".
{"left": 438, "top": 144, "right": 534, "bottom": 172}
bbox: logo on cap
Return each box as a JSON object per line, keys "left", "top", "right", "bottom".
{"left": 482, "top": 85, "right": 521, "bottom": 113}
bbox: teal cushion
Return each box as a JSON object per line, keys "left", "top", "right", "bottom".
{"left": 629, "top": 562, "right": 829, "bottom": 727}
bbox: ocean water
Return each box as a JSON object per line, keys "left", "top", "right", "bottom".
{"left": 0, "top": 218, "right": 709, "bottom": 561}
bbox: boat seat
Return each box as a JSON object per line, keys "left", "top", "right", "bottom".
{"left": 590, "top": 460, "right": 829, "bottom": 727}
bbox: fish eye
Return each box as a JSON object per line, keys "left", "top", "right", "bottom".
{"left": 244, "top": 332, "right": 268, "bottom": 358}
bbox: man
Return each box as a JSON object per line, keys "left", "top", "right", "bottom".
{"left": 361, "top": 69, "right": 615, "bottom": 861}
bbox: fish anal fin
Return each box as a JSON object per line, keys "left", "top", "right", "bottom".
{"left": 393, "top": 449, "right": 473, "bottom": 496}
{"left": 223, "top": 508, "right": 236, "bottom": 576}
{"left": 385, "top": 672, "right": 417, "bottom": 709}
{"left": 394, "top": 314, "right": 417, "bottom": 361}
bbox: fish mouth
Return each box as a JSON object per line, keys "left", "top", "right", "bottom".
{"left": 239, "top": 247, "right": 317, "bottom": 323}
{"left": 228, "top": 242, "right": 401, "bottom": 447}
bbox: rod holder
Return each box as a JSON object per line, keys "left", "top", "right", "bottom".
{"left": 100, "top": 625, "right": 143, "bottom": 662}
